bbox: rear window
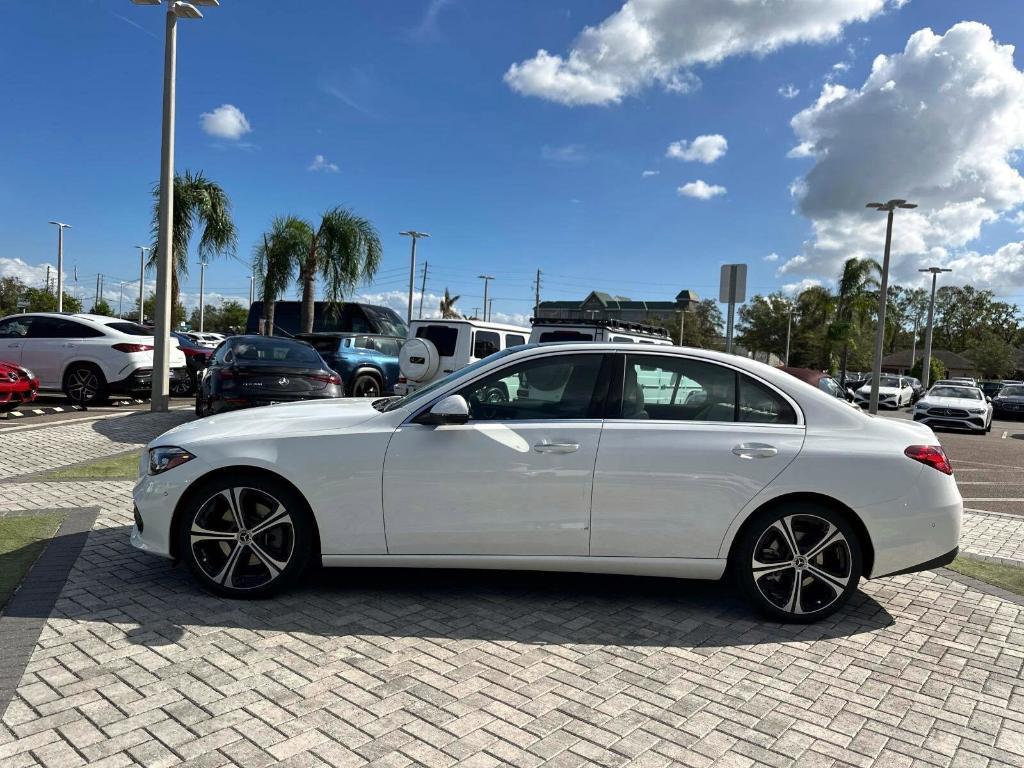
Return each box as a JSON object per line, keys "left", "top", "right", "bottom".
{"left": 505, "top": 334, "right": 526, "bottom": 347}
{"left": 354, "top": 336, "right": 402, "bottom": 356}
{"left": 416, "top": 325, "right": 458, "bottom": 356}
{"left": 225, "top": 338, "right": 322, "bottom": 366}
{"left": 538, "top": 330, "right": 594, "bottom": 343}
{"left": 106, "top": 321, "right": 152, "bottom": 336}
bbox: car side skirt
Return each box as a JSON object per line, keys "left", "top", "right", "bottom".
{"left": 873, "top": 546, "right": 958, "bottom": 578}
{"left": 320, "top": 554, "right": 727, "bottom": 580}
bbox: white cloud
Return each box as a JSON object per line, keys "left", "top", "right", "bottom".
{"left": 763, "top": 252, "right": 780, "bottom": 262}
{"left": 677, "top": 180, "right": 726, "bottom": 199}
{"left": 641, "top": 169, "right": 660, "bottom": 177}
{"left": 504, "top": 0, "right": 893, "bottom": 106}
{"left": 782, "top": 278, "right": 823, "bottom": 295}
{"left": 778, "top": 83, "right": 800, "bottom": 99}
{"left": 410, "top": 0, "right": 456, "bottom": 40}
{"left": 786, "top": 141, "right": 815, "bottom": 159}
{"left": 780, "top": 22, "right": 1024, "bottom": 292}
{"left": 666, "top": 134, "right": 727, "bottom": 163}
{"left": 939, "top": 241, "right": 1024, "bottom": 293}
{"left": 832, "top": 60, "right": 850, "bottom": 72}
{"left": 0, "top": 257, "right": 53, "bottom": 287}
{"left": 541, "top": 143, "right": 586, "bottom": 164}
{"left": 199, "top": 104, "right": 252, "bottom": 140}
{"left": 308, "top": 154, "right": 340, "bottom": 173}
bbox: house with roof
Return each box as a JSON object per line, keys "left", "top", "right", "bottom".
{"left": 536, "top": 290, "right": 700, "bottom": 324}
{"left": 880, "top": 349, "right": 976, "bottom": 378}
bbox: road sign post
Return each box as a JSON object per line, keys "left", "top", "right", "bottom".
{"left": 719, "top": 264, "right": 747, "bottom": 355}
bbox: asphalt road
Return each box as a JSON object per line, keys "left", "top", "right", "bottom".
{"left": 879, "top": 409, "right": 1024, "bottom": 517}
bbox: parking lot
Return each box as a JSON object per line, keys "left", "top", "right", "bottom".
{"left": 0, "top": 407, "right": 1022, "bottom": 768}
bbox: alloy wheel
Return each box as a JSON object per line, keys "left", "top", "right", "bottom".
{"left": 189, "top": 487, "right": 295, "bottom": 591}
{"left": 67, "top": 368, "right": 99, "bottom": 403}
{"left": 353, "top": 376, "right": 380, "bottom": 397}
{"left": 750, "top": 514, "right": 852, "bottom": 616}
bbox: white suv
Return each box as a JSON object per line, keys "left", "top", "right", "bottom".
{"left": 0, "top": 313, "right": 188, "bottom": 405}
{"left": 395, "top": 319, "right": 530, "bottom": 395}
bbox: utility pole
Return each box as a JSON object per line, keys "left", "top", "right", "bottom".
{"left": 48, "top": 221, "right": 71, "bottom": 311}
{"left": 910, "top": 313, "right": 920, "bottom": 370}
{"left": 119, "top": 282, "right": 125, "bottom": 317}
{"left": 866, "top": 199, "right": 917, "bottom": 414}
{"left": 478, "top": 275, "right": 494, "bottom": 322}
{"left": 399, "top": 231, "right": 430, "bottom": 323}
{"left": 94, "top": 274, "right": 101, "bottom": 309}
{"left": 198, "top": 260, "right": 207, "bottom": 332}
{"left": 248, "top": 273, "right": 255, "bottom": 306}
{"left": 919, "top": 266, "right": 952, "bottom": 389}
{"left": 136, "top": 246, "right": 150, "bottom": 324}
{"left": 417, "top": 260, "right": 429, "bottom": 319}
{"left": 472, "top": 307, "right": 479, "bottom": 320}
{"left": 45, "top": 265, "right": 52, "bottom": 294}
{"left": 533, "top": 269, "right": 542, "bottom": 318}
{"left": 488, "top": 299, "right": 494, "bottom": 323}
{"left": 784, "top": 303, "right": 794, "bottom": 366}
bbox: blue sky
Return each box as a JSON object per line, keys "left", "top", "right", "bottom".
{"left": 2, "top": 1, "right": 1024, "bottom": 323}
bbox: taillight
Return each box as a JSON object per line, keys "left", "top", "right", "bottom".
{"left": 397, "top": 376, "right": 407, "bottom": 384}
{"left": 904, "top": 445, "right": 952, "bottom": 475}
{"left": 112, "top": 343, "right": 154, "bottom": 353}
{"left": 310, "top": 372, "right": 342, "bottom": 385}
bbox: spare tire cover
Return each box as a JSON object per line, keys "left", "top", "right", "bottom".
{"left": 399, "top": 338, "right": 440, "bottom": 382}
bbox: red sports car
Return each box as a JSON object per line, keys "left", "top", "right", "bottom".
{"left": 0, "top": 361, "right": 40, "bottom": 412}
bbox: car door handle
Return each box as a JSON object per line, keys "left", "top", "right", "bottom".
{"left": 534, "top": 441, "right": 580, "bottom": 454}
{"left": 7, "top": 343, "right": 19, "bottom": 348}
{"left": 732, "top": 443, "right": 778, "bottom": 459}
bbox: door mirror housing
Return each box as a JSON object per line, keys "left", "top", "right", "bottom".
{"left": 417, "top": 394, "right": 470, "bottom": 425}
{"left": 985, "top": 395, "right": 992, "bottom": 403}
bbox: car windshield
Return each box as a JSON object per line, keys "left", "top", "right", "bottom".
{"left": 929, "top": 386, "right": 981, "bottom": 400}
{"left": 378, "top": 347, "right": 519, "bottom": 412}
{"left": 226, "top": 338, "right": 322, "bottom": 366}
{"left": 999, "top": 386, "right": 1024, "bottom": 397}
{"left": 876, "top": 375, "right": 901, "bottom": 387}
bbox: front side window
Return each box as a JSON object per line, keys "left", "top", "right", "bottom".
{"left": 416, "top": 325, "right": 458, "bottom": 356}
{"left": 473, "top": 330, "right": 500, "bottom": 359}
{"left": 458, "top": 353, "right": 604, "bottom": 421}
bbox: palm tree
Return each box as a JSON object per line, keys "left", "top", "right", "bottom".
{"left": 829, "top": 257, "right": 880, "bottom": 385}
{"left": 252, "top": 217, "right": 306, "bottom": 336}
{"left": 440, "top": 288, "right": 460, "bottom": 318}
{"left": 150, "top": 170, "right": 237, "bottom": 311}
{"left": 295, "top": 207, "right": 383, "bottom": 333}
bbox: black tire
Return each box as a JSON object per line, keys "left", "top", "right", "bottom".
{"left": 178, "top": 472, "right": 315, "bottom": 599}
{"left": 350, "top": 372, "right": 382, "bottom": 398}
{"left": 733, "top": 502, "right": 862, "bottom": 623}
{"left": 172, "top": 371, "right": 195, "bottom": 397}
{"left": 63, "top": 363, "right": 108, "bottom": 406}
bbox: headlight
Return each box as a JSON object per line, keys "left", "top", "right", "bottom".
{"left": 968, "top": 408, "right": 985, "bottom": 414}
{"left": 148, "top": 446, "right": 195, "bottom": 475}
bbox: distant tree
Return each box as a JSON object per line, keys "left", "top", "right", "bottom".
{"left": 150, "top": 170, "right": 237, "bottom": 311}
{"left": 252, "top": 216, "right": 304, "bottom": 335}
{"left": 440, "top": 288, "right": 461, "bottom": 318}
{"left": 294, "top": 207, "right": 383, "bottom": 333}
{"left": 90, "top": 298, "right": 113, "bottom": 316}
{"left": 910, "top": 356, "right": 946, "bottom": 383}
{"left": 789, "top": 285, "right": 834, "bottom": 370}
{"left": 829, "top": 258, "right": 880, "bottom": 384}
{"left": 18, "top": 286, "right": 81, "bottom": 314}
{"left": 0, "top": 276, "right": 25, "bottom": 315}
{"left": 965, "top": 331, "right": 1018, "bottom": 379}
{"left": 132, "top": 291, "right": 185, "bottom": 327}
{"left": 655, "top": 298, "right": 724, "bottom": 349}
{"left": 215, "top": 300, "right": 248, "bottom": 333}
{"left": 934, "top": 285, "right": 1020, "bottom": 352}
{"left": 736, "top": 292, "right": 791, "bottom": 360}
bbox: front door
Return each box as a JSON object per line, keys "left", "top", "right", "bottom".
{"left": 590, "top": 353, "right": 805, "bottom": 559}
{"left": 0, "top": 316, "right": 32, "bottom": 367}
{"left": 383, "top": 351, "right": 609, "bottom": 555}
{"left": 20, "top": 317, "right": 81, "bottom": 388}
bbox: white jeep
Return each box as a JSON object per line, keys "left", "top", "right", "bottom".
{"left": 395, "top": 319, "right": 530, "bottom": 396}
{"left": 529, "top": 318, "right": 674, "bottom": 346}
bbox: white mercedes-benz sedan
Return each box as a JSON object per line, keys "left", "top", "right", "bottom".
{"left": 912, "top": 384, "right": 993, "bottom": 433}
{"left": 132, "top": 344, "right": 962, "bottom": 622}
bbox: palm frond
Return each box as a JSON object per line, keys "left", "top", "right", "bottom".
{"left": 314, "top": 207, "right": 383, "bottom": 304}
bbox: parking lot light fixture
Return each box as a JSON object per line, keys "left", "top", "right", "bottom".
{"left": 400, "top": 231, "right": 429, "bottom": 324}
{"left": 131, "top": 0, "right": 216, "bottom": 412}
{"left": 48, "top": 221, "right": 71, "bottom": 312}
{"left": 865, "top": 199, "right": 917, "bottom": 415}
{"left": 919, "top": 266, "right": 953, "bottom": 389}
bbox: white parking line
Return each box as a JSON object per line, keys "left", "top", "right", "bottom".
{"left": 961, "top": 498, "right": 1024, "bottom": 502}
{"left": 952, "top": 459, "right": 1024, "bottom": 470}
{"left": 956, "top": 481, "right": 1024, "bottom": 485}
{"left": 1002, "top": 430, "right": 1008, "bottom": 439}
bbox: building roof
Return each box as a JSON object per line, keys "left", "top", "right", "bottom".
{"left": 881, "top": 349, "right": 975, "bottom": 369}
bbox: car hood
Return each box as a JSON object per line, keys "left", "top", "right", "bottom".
{"left": 857, "top": 385, "right": 901, "bottom": 395}
{"left": 995, "top": 394, "right": 1024, "bottom": 402}
{"left": 918, "top": 396, "right": 986, "bottom": 409}
{"left": 152, "top": 398, "right": 383, "bottom": 447}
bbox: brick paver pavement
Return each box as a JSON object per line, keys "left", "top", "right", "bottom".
{"left": 1, "top": 410, "right": 1023, "bottom": 767}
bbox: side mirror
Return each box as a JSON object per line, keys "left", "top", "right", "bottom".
{"left": 417, "top": 394, "right": 470, "bottom": 425}
{"left": 986, "top": 396, "right": 992, "bottom": 403}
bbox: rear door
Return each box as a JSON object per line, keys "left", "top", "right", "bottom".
{"left": 0, "top": 316, "right": 32, "bottom": 366}
{"left": 590, "top": 353, "right": 805, "bottom": 559}
{"left": 20, "top": 317, "right": 80, "bottom": 387}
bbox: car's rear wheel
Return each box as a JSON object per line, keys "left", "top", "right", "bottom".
{"left": 351, "top": 372, "right": 382, "bottom": 398}
{"left": 178, "top": 473, "right": 314, "bottom": 598}
{"left": 63, "top": 364, "right": 108, "bottom": 406}
{"left": 734, "top": 503, "right": 862, "bottom": 623}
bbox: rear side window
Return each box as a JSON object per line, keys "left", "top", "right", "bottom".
{"left": 538, "top": 330, "right": 594, "bottom": 343}
{"left": 473, "top": 331, "right": 500, "bottom": 358}
{"left": 739, "top": 375, "right": 797, "bottom": 424}
{"left": 416, "top": 325, "right": 458, "bottom": 356}
{"left": 505, "top": 334, "right": 526, "bottom": 348}
{"left": 105, "top": 321, "right": 151, "bottom": 336}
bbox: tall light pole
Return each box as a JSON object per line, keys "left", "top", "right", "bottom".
{"left": 198, "top": 260, "right": 207, "bottom": 331}
{"left": 919, "top": 266, "right": 952, "bottom": 389}
{"left": 136, "top": 245, "right": 150, "bottom": 324}
{"left": 865, "top": 199, "right": 917, "bottom": 414}
{"left": 478, "top": 275, "right": 494, "bottom": 321}
{"left": 248, "top": 273, "right": 255, "bottom": 306}
{"left": 399, "top": 231, "right": 429, "bottom": 324}
{"left": 48, "top": 222, "right": 71, "bottom": 311}
{"left": 133, "top": 0, "right": 218, "bottom": 411}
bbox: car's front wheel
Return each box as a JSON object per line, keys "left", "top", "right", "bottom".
{"left": 734, "top": 503, "right": 862, "bottom": 623}
{"left": 178, "top": 473, "right": 315, "bottom": 598}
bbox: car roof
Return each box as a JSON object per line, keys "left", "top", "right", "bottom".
{"left": 410, "top": 318, "right": 530, "bottom": 333}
